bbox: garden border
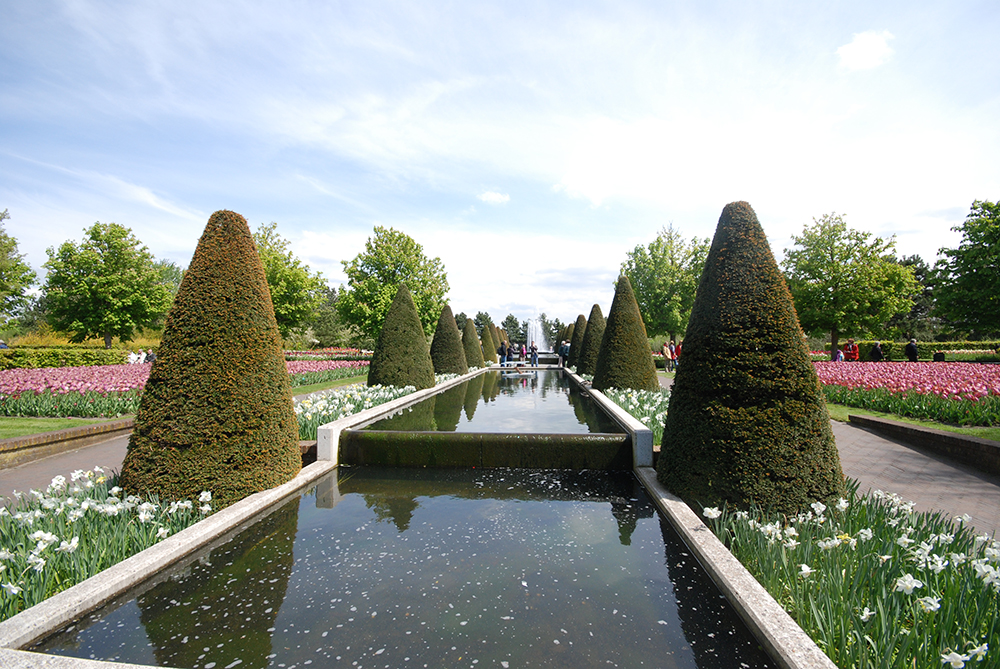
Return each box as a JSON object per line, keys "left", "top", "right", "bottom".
{"left": 0, "top": 419, "right": 134, "bottom": 470}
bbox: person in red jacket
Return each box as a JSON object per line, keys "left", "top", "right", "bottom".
{"left": 843, "top": 338, "right": 860, "bottom": 361}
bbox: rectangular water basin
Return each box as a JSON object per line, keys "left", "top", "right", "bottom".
{"left": 32, "top": 467, "right": 775, "bottom": 668}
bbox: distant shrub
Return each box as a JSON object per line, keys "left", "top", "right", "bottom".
{"left": 592, "top": 275, "right": 659, "bottom": 392}
{"left": 367, "top": 284, "right": 435, "bottom": 390}
{"left": 462, "top": 318, "right": 486, "bottom": 368}
{"left": 576, "top": 304, "right": 606, "bottom": 377}
{"left": 430, "top": 304, "right": 469, "bottom": 375}
{"left": 567, "top": 314, "right": 587, "bottom": 369}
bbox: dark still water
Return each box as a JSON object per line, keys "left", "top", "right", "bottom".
{"left": 35, "top": 468, "right": 773, "bottom": 669}
{"left": 364, "top": 370, "right": 624, "bottom": 434}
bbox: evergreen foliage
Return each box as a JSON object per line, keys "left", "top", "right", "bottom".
{"left": 656, "top": 201, "right": 844, "bottom": 513}
{"left": 430, "top": 304, "right": 468, "bottom": 375}
{"left": 462, "top": 318, "right": 485, "bottom": 367}
{"left": 576, "top": 304, "right": 606, "bottom": 377}
{"left": 482, "top": 328, "right": 498, "bottom": 363}
{"left": 568, "top": 314, "right": 587, "bottom": 368}
{"left": 119, "top": 210, "right": 301, "bottom": 508}
{"left": 367, "top": 284, "right": 435, "bottom": 390}
{"left": 564, "top": 323, "right": 575, "bottom": 350}
{"left": 592, "top": 275, "right": 659, "bottom": 392}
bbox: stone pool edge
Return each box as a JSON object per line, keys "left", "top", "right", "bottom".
{"left": 563, "top": 369, "right": 653, "bottom": 467}
{"left": 0, "top": 460, "right": 338, "bottom": 659}
{"left": 634, "top": 468, "right": 837, "bottom": 669}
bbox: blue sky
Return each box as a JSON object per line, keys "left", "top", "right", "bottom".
{"left": 2, "top": 1, "right": 998, "bottom": 326}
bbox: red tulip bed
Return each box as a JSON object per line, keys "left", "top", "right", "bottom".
{"left": 815, "top": 361, "right": 1000, "bottom": 426}
{"left": 0, "top": 360, "right": 370, "bottom": 418}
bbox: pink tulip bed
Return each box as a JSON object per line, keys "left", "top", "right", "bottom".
{"left": 285, "top": 347, "right": 370, "bottom": 361}
{"left": 815, "top": 361, "right": 1000, "bottom": 426}
{"left": 0, "top": 360, "right": 370, "bottom": 418}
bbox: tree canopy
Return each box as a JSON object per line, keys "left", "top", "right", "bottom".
{"left": 43, "top": 222, "right": 172, "bottom": 348}
{"left": 338, "top": 226, "right": 448, "bottom": 341}
{"left": 501, "top": 314, "right": 521, "bottom": 343}
{"left": 934, "top": 200, "right": 1000, "bottom": 337}
{"left": 253, "top": 222, "right": 327, "bottom": 337}
{"left": 620, "top": 224, "right": 709, "bottom": 339}
{"left": 781, "top": 213, "right": 917, "bottom": 354}
{"left": 0, "top": 210, "right": 37, "bottom": 324}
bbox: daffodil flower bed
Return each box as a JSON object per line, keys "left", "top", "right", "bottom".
{"left": 294, "top": 373, "right": 467, "bottom": 440}
{"left": 602, "top": 387, "right": 670, "bottom": 443}
{"left": 0, "top": 468, "right": 213, "bottom": 622}
{"left": 700, "top": 484, "right": 997, "bottom": 669}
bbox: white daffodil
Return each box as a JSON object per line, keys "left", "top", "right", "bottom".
{"left": 859, "top": 607, "right": 874, "bottom": 622}
{"left": 810, "top": 501, "right": 827, "bottom": 515}
{"left": 2, "top": 582, "right": 22, "bottom": 595}
{"left": 56, "top": 537, "right": 79, "bottom": 554}
{"left": 156, "top": 527, "right": 170, "bottom": 540}
{"left": 966, "top": 643, "right": 988, "bottom": 661}
{"left": 836, "top": 498, "right": 849, "bottom": 511}
{"left": 199, "top": 491, "right": 212, "bottom": 503}
{"left": 894, "top": 573, "right": 923, "bottom": 594}
{"left": 941, "top": 651, "right": 970, "bottom": 668}
{"left": 916, "top": 596, "right": 941, "bottom": 612}
{"left": 702, "top": 507, "right": 722, "bottom": 520}
{"left": 798, "top": 564, "right": 815, "bottom": 578}
{"left": 857, "top": 528, "right": 873, "bottom": 541}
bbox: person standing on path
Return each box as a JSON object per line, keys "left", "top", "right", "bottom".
{"left": 530, "top": 341, "right": 538, "bottom": 366}
{"left": 905, "top": 338, "right": 919, "bottom": 362}
{"left": 843, "top": 338, "right": 860, "bottom": 362}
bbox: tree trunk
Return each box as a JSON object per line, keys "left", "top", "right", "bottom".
{"left": 830, "top": 329, "right": 839, "bottom": 360}
{"left": 104, "top": 331, "right": 113, "bottom": 349}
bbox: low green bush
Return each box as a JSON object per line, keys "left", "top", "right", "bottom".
{"left": 0, "top": 348, "right": 128, "bottom": 370}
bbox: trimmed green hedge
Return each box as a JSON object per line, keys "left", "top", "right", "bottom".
{"left": 576, "top": 304, "right": 606, "bottom": 377}
{"left": 367, "top": 284, "right": 436, "bottom": 390}
{"left": 120, "top": 210, "right": 301, "bottom": 508}
{"left": 430, "top": 304, "right": 469, "bottom": 375}
{"left": 462, "top": 318, "right": 486, "bottom": 368}
{"left": 568, "top": 314, "right": 587, "bottom": 369}
{"left": 592, "top": 275, "right": 659, "bottom": 392}
{"left": 656, "top": 201, "right": 844, "bottom": 514}
{"left": 824, "top": 340, "right": 1000, "bottom": 361}
{"left": 0, "top": 348, "right": 129, "bottom": 369}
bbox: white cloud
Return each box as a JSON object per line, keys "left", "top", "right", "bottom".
{"left": 837, "top": 31, "right": 895, "bottom": 71}
{"left": 478, "top": 191, "right": 510, "bottom": 205}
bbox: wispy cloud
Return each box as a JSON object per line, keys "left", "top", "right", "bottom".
{"left": 837, "top": 30, "right": 895, "bottom": 70}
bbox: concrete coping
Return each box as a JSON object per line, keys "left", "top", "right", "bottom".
{"left": 0, "top": 419, "right": 135, "bottom": 455}
{"left": 563, "top": 370, "right": 653, "bottom": 467}
{"left": 634, "top": 468, "right": 837, "bottom": 669}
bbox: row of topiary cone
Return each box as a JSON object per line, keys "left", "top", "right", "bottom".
{"left": 120, "top": 202, "right": 843, "bottom": 517}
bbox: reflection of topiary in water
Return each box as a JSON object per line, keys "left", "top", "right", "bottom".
{"left": 568, "top": 314, "right": 587, "bottom": 369}
{"left": 119, "top": 210, "right": 300, "bottom": 508}
{"left": 592, "top": 275, "right": 659, "bottom": 392}
{"left": 433, "top": 381, "right": 466, "bottom": 431}
{"left": 367, "top": 284, "right": 435, "bottom": 390}
{"left": 656, "top": 201, "right": 844, "bottom": 514}
{"left": 464, "top": 373, "right": 485, "bottom": 420}
{"left": 577, "top": 304, "right": 606, "bottom": 377}
{"left": 462, "top": 318, "right": 485, "bottom": 368}
{"left": 430, "top": 304, "right": 468, "bottom": 375}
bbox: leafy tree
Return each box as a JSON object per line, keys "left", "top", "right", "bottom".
{"left": 474, "top": 311, "right": 493, "bottom": 338}
{"left": 43, "top": 222, "right": 172, "bottom": 348}
{"left": 658, "top": 202, "right": 843, "bottom": 513}
{"left": 367, "top": 284, "right": 435, "bottom": 389}
{"left": 253, "top": 222, "right": 327, "bottom": 338}
{"left": 154, "top": 259, "right": 185, "bottom": 298}
{"left": 119, "top": 210, "right": 300, "bottom": 507}
{"left": 339, "top": 226, "right": 448, "bottom": 341}
{"left": 934, "top": 200, "right": 1000, "bottom": 337}
{"left": 621, "top": 224, "right": 709, "bottom": 339}
{"left": 501, "top": 314, "right": 521, "bottom": 343}
{"left": 312, "top": 286, "right": 369, "bottom": 349}
{"left": 887, "top": 255, "right": 941, "bottom": 341}
{"left": 781, "top": 213, "right": 917, "bottom": 356}
{"left": 0, "top": 210, "right": 37, "bottom": 324}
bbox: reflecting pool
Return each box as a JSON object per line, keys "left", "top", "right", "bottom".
{"left": 34, "top": 468, "right": 774, "bottom": 668}
{"left": 364, "top": 370, "right": 623, "bottom": 434}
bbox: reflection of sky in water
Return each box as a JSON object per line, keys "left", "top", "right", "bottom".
{"left": 367, "top": 370, "right": 624, "bottom": 434}
{"left": 35, "top": 469, "right": 774, "bottom": 669}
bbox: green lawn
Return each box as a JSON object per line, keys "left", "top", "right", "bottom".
{"left": 291, "top": 373, "right": 368, "bottom": 397}
{"left": 825, "top": 402, "right": 1000, "bottom": 442}
{"left": 0, "top": 417, "right": 115, "bottom": 440}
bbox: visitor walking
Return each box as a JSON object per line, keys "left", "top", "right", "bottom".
{"left": 674, "top": 340, "right": 682, "bottom": 369}
{"left": 905, "top": 338, "right": 919, "bottom": 362}
{"left": 498, "top": 341, "right": 507, "bottom": 366}
{"left": 869, "top": 342, "right": 884, "bottom": 362}
{"left": 558, "top": 340, "right": 569, "bottom": 368}
{"left": 843, "top": 339, "right": 860, "bottom": 362}
{"left": 530, "top": 341, "right": 538, "bottom": 366}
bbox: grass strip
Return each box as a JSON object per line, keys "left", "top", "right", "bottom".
{"left": 825, "top": 403, "right": 1000, "bottom": 443}
{"left": 0, "top": 417, "right": 115, "bottom": 440}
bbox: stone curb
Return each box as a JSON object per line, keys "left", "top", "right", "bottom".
{"left": 634, "top": 468, "right": 837, "bottom": 669}
{"left": 0, "top": 648, "right": 166, "bottom": 669}
{"left": 563, "top": 370, "right": 653, "bottom": 467}
{"left": 0, "top": 460, "right": 337, "bottom": 655}
{"left": 0, "top": 420, "right": 134, "bottom": 470}
{"left": 848, "top": 414, "right": 1000, "bottom": 477}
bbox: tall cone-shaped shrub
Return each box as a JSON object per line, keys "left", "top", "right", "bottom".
{"left": 119, "top": 210, "right": 300, "bottom": 507}
{"left": 482, "top": 329, "right": 498, "bottom": 364}
{"left": 592, "top": 275, "right": 659, "bottom": 391}
{"left": 368, "top": 284, "right": 435, "bottom": 389}
{"left": 430, "top": 304, "right": 468, "bottom": 375}
{"left": 462, "top": 318, "right": 485, "bottom": 367}
{"left": 577, "top": 304, "right": 606, "bottom": 377}
{"left": 567, "top": 314, "right": 587, "bottom": 368}
{"left": 656, "top": 202, "right": 844, "bottom": 513}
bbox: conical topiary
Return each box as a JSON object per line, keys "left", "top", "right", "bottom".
{"left": 482, "top": 328, "right": 498, "bottom": 364}
{"left": 490, "top": 323, "right": 501, "bottom": 351}
{"left": 367, "top": 284, "right": 435, "bottom": 390}
{"left": 568, "top": 314, "right": 587, "bottom": 369}
{"left": 656, "top": 201, "right": 844, "bottom": 513}
{"left": 592, "top": 275, "right": 659, "bottom": 392}
{"left": 430, "top": 304, "right": 468, "bottom": 375}
{"left": 577, "top": 304, "right": 606, "bottom": 377}
{"left": 462, "top": 318, "right": 485, "bottom": 368}
{"left": 119, "top": 210, "right": 300, "bottom": 508}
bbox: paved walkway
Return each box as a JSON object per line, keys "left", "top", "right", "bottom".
{"left": 2, "top": 380, "right": 999, "bottom": 537}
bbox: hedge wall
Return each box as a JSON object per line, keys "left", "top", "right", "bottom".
{"left": 0, "top": 348, "right": 129, "bottom": 370}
